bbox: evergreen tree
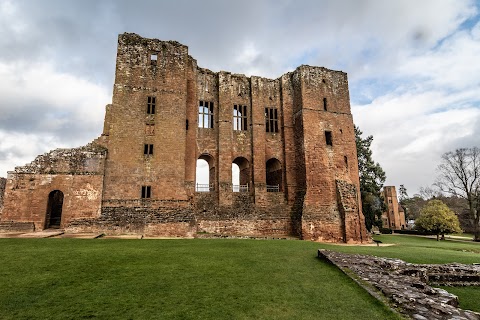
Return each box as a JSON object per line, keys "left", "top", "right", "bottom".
{"left": 355, "top": 126, "right": 386, "bottom": 231}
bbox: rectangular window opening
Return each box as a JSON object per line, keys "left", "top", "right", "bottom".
{"left": 265, "top": 107, "right": 279, "bottom": 133}
{"left": 198, "top": 101, "right": 214, "bottom": 128}
{"left": 141, "top": 186, "right": 151, "bottom": 199}
{"left": 147, "top": 96, "right": 156, "bottom": 114}
{"left": 144, "top": 144, "right": 154, "bottom": 155}
{"left": 234, "top": 104, "right": 247, "bottom": 131}
{"left": 325, "top": 131, "right": 333, "bottom": 146}
{"left": 323, "top": 97, "right": 328, "bottom": 111}
{"left": 150, "top": 54, "right": 158, "bottom": 66}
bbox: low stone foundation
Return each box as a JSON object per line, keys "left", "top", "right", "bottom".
{"left": 318, "top": 250, "right": 480, "bottom": 320}
{"left": 0, "top": 221, "right": 35, "bottom": 233}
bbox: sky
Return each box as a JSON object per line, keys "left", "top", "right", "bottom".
{"left": 0, "top": 0, "right": 479, "bottom": 195}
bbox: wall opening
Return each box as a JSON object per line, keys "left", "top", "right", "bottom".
{"left": 266, "top": 158, "right": 282, "bottom": 192}
{"left": 325, "top": 131, "right": 333, "bottom": 146}
{"left": 196, "top": 154, "right": 215, "bottom": 192}
{"left": 46, "top": 190, "right": 64, "bottom": 229}
{"left": 265, "top": 107, "right": 279, "bottom": 133}
{"left": 141, "top": 186, "right": 151, "bottom": 198}
{"left": 232, "top": 157, "right": 249, "bottom": 192}
{"left": 198, "top": 101, "right": 214, "bottom": 128}
{"left": 147, "top": 96, "right": 156, "bottom": 114}
{"left": 233, "top": 105, "right": 247, "bottom": 131}
{"left": 150, "top": 53, "right": 158, "bottom": 65}
{"left": 144, "top": 144, "right": 154, "bottom": 155}
{"left": 323, "top": 98, "right": 328, "bottom": 111}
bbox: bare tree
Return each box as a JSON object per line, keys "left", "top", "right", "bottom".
{"left": 434, "top": 147, "right": 480, "bottom": 241}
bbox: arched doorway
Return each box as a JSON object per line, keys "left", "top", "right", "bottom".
{"left": 266, "top": 158, "right": 282, "bottom": 192}
{"left": 232, "top": 157, "right": 249, "bottom": 192}
{"left": 46, "top": 190, "right": 64, "bottom": 228}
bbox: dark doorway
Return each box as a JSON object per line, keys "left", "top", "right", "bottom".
{"left": 46, "top": 190, "right": 64, "bottom": 228}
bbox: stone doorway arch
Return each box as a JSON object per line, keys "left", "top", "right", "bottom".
{"left": 45, "top": 190, "right": 64, "bottom": 228}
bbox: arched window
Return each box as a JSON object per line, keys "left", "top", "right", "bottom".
{"left": 196, "top": 154, "right": 215, "bottom": 192}
{"left": 46, "top": 190, "right": 64, "bottom": 228}
{"left": 266, "top": 158, "right": 282, "bottom": 192}
{"left": 232, "top": 157, "right": 249, "bottom": 192}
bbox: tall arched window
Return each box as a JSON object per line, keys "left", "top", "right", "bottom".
{"left": 232, "top": 157, "right": 249, "bottom": 192}
{"left": 196, "top": 154, "right": 215, "bottom": 192}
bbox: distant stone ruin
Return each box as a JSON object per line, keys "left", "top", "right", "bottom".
{"left": 319, "top": 250, "right": 480, "bottom": 319}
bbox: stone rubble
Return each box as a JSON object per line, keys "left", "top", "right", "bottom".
{"left": 318, "top": 249, "right": 480, "bottom": 320}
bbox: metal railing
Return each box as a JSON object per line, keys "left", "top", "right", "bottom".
{"left": 232, "top": 184, "right": 249, "bottom": 193}
{"left": 266, "top": 185, "right": 280, "bottom": 192}
{"left": 196, "top": 183, "right": 214, "bottom": 192}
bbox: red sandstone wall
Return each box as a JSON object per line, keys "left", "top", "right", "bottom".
{"left": 102, "top": 34, "right": 191, "bottom": 204}
{"left": 1, "top": 33, "right": 367, "bottom": 242}
{"left": 1, "top": 145, "right": 106, "bottom": 230}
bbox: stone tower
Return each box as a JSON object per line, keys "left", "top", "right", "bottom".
{"left": 0, "top": 33, "right": 368, "bottom": 243}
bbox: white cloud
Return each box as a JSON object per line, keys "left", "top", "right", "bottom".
{"left": 0, "top": 0, "right": 479, "bottom": 198}
{"left": 352, "top": 15, "right": 480, "bottom": 194}
{"left": 0, "top": 60, "right": 110, "bottom": 176}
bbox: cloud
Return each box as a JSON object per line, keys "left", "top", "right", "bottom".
{"left": 0, "top": 60, "right": 110, "bottom": 176}
{"left": 352, "top": 15, "right": 480, "bottom": 194}
{"left": 0, "top": 0, "right": 479, "bottom": 197}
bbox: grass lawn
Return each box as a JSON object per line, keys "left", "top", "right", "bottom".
{"left": 0, "top": 235, "right": 478, "bottom": 319}
{"left": 0, "top": 238, "right": 398, "bottom": 320}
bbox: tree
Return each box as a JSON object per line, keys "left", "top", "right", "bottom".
{"left": 399, "top": 185, "right": 408, "bottom": 201}
{"left": 355, "top": 126, "right": 386, "bottom": 231}
{"left": 415, "top": 200, "right": 461, "bottom": 240}
{"left": 434, "top": 147, "right": 480, "bottom": 241}
{"left": 401, "top": 195, "right": 427, "bottom": 220}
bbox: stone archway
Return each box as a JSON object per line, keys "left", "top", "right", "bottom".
{"left": 46, "top": 190, "right": 64, "bottom": 228}
{"left": 266, "top": 158, "right": 282, "bottom": 192}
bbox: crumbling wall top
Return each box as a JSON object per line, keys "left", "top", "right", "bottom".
{"left": 119, "top": 32, "right": 186, "bottom": 49}
{"left": 12, "top": 143, "right": 107, "bottom": 175}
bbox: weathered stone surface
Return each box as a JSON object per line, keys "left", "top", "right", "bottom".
{"left": 319, "top": 249, "right": 480, "bottom": 320}
{"left": 382, "top": 186, "right": 406, "bottom": 229}
{"left": 0, "top": 177, "right": 5, "bottom": 212}
{"left": 0, "top": 33, "right": 368, "bottom": 242}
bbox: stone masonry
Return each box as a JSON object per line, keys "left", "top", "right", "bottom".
{"left": 382, "top": 186, "right": 406, "bottom": 230}
{"left": 0, "top": 177, "right": 5, "bottom": 211}
{"left": 0, "top": 33, "right": 368, "bottom": 242}
{"left": 319, "top": 250, "right": 480, "bottom": 320}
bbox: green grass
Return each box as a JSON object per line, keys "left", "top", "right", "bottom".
{"left": 0, "top": 238, "right": 398, "bottom": 320}
{"left": 439, "top": 286, "right": 480, "bottom": 313}
{"left": 0, "top": 235, "right": 478, "bottom": 319}
{"left": 321, "top": 234, "right": 480, "bottom": 264}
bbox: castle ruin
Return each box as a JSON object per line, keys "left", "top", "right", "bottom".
{"left": 0, "top": 33, "right": 367, "bottom": 242}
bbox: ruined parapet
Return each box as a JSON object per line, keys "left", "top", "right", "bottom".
{"left": 13, "top": 143, "right": 107, "bottom": 175}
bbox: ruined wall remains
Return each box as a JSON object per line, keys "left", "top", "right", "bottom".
{"left": 0, "top": 177, "right": 6, "bottom": 212}
{"left": 0, "top": 33, "right": 368, "bottom": 242}
{"left": 2, "top": 144, "right": 106, "bottom": 230}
